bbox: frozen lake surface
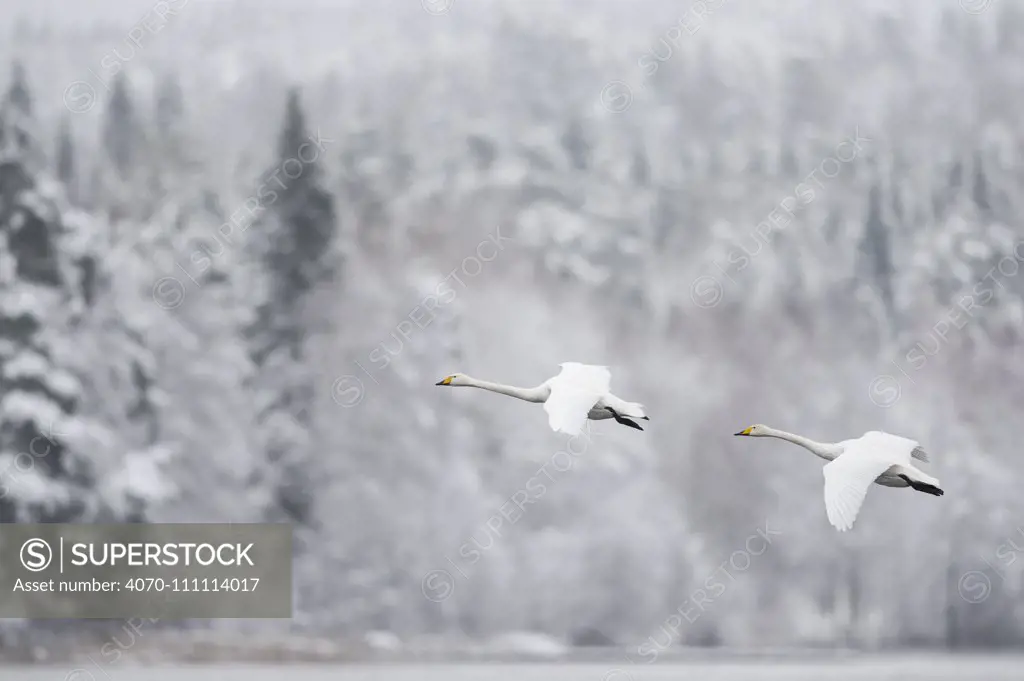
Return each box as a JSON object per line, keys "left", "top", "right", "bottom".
{"left": 13, "top": 656, "right": 1024, "bottom": 681}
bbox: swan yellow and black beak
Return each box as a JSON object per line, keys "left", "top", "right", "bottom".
{"left": 435, "top": 376, "right": 453, "bottom": 386}
{"left": 734, "top": 427, "right": 753, "bottom": 436}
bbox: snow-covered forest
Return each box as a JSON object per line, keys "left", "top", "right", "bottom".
{"left": 1, "top": 0, "right": 1023, "bottom": 654}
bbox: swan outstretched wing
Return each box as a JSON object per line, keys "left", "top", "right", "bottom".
{"left": 862, "top": 431, "right": 926, "bottom": 459}
{"left": 822, "top": 431, "right": 916, "bottom": 532}
{"left": 543, "top": 363, "right": 611, "bottom": 436}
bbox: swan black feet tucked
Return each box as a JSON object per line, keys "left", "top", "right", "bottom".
{"left": 608, "top": 408, "right": 643, "bottom": 431}
{"left": 899, "top": 474, "right": 944, "bottom": 496}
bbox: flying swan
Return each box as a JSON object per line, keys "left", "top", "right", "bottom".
{"left": 435, "top": 363, "right": 648, "bottom": 436}
{"left": 734, "top": 425, "right": 943, "bottom": 532}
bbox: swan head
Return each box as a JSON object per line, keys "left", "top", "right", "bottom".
{"left": 734, "top": 424, "right": 770, "bottom": 437}
{"left": 435, "top": 373, "right": 468, "bottom": 386}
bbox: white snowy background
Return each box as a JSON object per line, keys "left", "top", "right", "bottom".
{"left": 0, "top": 0, "right": 1022, "bottom": 657}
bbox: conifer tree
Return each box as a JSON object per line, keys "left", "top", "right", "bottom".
{"left": 0, "top": 67, "right": 96, "bottom": 522}
{"left": 247, "top": 88, "right": 337, "bottom": 525}
{"left": 102, "top": 73, "right": 139, "bottom": 179}
{"left": 859, "top": 182, "right": 895, "bottom": 323}
{"left": 6, "top": 61, "right": 31, "bottom": 119}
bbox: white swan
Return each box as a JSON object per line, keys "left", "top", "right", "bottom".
{"left": 734, "top": 425, "right": 943, "bottom": 532}
{"left": 435, "top": 363, "right": 648, "bottom": 436}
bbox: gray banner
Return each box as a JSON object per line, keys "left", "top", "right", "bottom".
{"left": 0, "top": 524, "right": 292, "bottom": 618}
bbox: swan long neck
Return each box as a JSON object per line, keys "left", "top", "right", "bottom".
{"left": 763, "top": 427, "right": 840, "bottom": 461}
{"left": 460, "top": 376, "right": 548, "bottom": 403}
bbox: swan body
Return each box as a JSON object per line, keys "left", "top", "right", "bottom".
{"left": 734, "top": 424, "right": 942, "bottom": 532}
{"left": 435, "top": 363, "right": 648, "bottom": 436}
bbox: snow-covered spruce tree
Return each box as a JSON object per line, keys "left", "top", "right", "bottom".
{"left": 102, "top": 72, "right": 142, "bottom": 181}
{"left": 151, "top": 71, "right": 201, "bottom": 201}
{"left": 0, "top": 65, "right": 174, "bottom": 524}
{"left": 246, "top": 88, "right": 338, "bottom": 527}
{"left": 98, "top": 72, "right": 149, "bottom": 222}
{"left": 59, "top": 207, "right": 178, "bottom": 524}
{"left": 0, "top": 71, "right": 96, "bottom": 522}
{"left": 121, "top": 193, "right": 262, "bottom": 523}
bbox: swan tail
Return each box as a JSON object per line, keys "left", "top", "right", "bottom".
{"left": 620, "top": 401, "right": 647, "bottom": 420}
